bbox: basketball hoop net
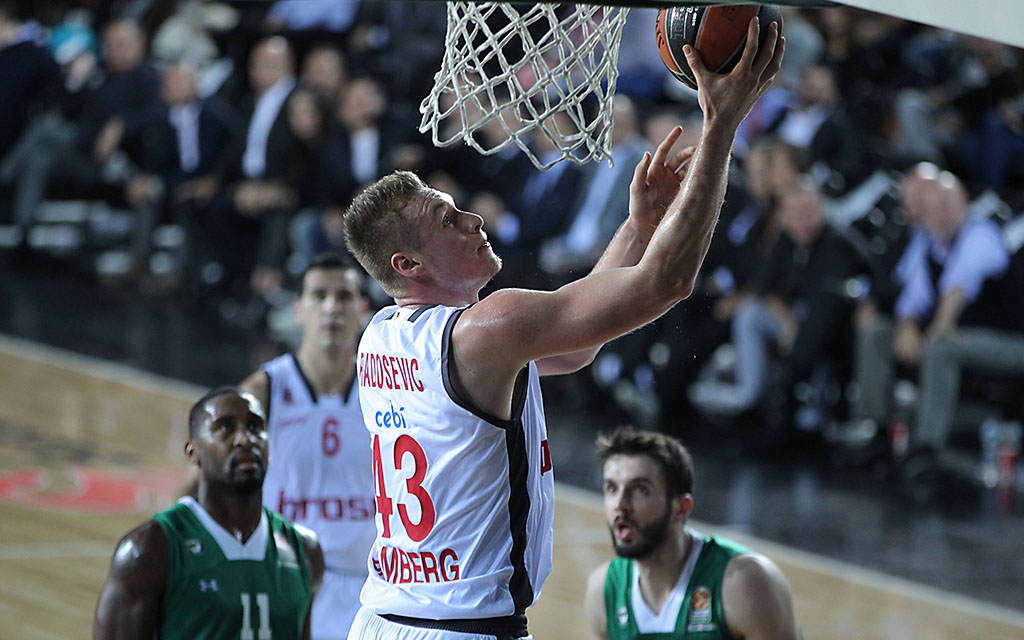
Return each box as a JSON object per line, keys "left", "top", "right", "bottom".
{"left": 419, "top": 2, "right": 630, "bottom": 170}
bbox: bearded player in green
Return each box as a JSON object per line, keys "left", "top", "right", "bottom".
{"left": 94, "top": 387, "right": 325, "bottom": 639}
{"left": 585, "top": 427, "right": 799, "bottom": 640}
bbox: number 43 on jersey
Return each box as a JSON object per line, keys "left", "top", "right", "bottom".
{"left": 371, "top": 434, "right": 553, "bottom": 542}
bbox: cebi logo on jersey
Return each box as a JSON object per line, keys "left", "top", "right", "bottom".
{"left": 185, "top": 538, "right": 203, "bottom": 555}
{"left": 617, "top": 604, "right": 629, "bottom": 627}
{"left": 283, "top": 387, "right": 294, "bottom": 404}
{"left": 373, "top": 401, "right": 410, "bottom": 429}
{"left": 686, "top": 585, "right": 717, "bottom": 633}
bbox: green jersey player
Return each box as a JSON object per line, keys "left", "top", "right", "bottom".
{"left": 585, "top": 427, "right": 799, "bottom": 640}
{"left": 94, "top": 387, "right": 325, "bottom": 639}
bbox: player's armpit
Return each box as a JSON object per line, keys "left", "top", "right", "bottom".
{"left": 294, "top": 526, "right": 323, "bottom": 640}
{"left": 584, "top": 561, "right": 611, "bottom": 640}
{"left": 721, "top": 553, "right": 799, "bottom": 640}
{"left": 92, "top": 521, "right": 168, "bottom": 640}
{"left": 239, "top": 370, "right": 271, "bottom": 414}
{"left": 295, "top": 524, "right": 325, "bottom": 596}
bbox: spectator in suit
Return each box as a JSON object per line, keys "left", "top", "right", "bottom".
{"left": 689, "top": 178, "right": 868, "bottom": 434}
{"left": 192, "top": 35, "right": 299, "bottom": 305}
{"left": 1, "top": 18, "right": 162, "bottom": 246}
{"left": 336, "top": 75, "right": 412, "bottom": 190}
{"left": 126, "top": 61, "right": 239, "bottom": 284}
{"left": 290, "top": 74, "right": 421, "bottom": 276}
{"left": 848, "top": 164, "right": 1023, "bottom": 474}
{"left": 299, "top": 43, "right": 347, "bottom": 111}
{"left": 468, "top": 110, "right": 584, "bottom": 291}
{"left": 763, "top": 63, "right": 870, "bottom": 194}
{"left": 539, "top": 95, "right": 647, "bottom": 282}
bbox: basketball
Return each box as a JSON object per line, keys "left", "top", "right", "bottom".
{"left": 655, "top": 4, "right": 784, "bottom": 90}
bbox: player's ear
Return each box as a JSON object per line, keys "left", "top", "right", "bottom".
{"left": 672, "top": 493, "right": 694, "bottom": 522}
{"left": 391, "top": 252, "right": 423, "bottom": 278}
{"left": 185, "top": 440, "right": 199, "bottom": 466}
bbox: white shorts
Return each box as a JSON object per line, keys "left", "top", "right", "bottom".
{"left": 311, "top": 570, "right": 368, "bottom": 640}
{"left": 348, "top": 606, "right": 534, "bottom": 640}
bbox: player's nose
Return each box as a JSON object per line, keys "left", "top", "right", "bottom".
{"left": 613, "top": 492, "right": 632, "bottom": 513}
{"left": 324, "top": 294, "right": 343, "bottom": 310}
{"left": 462, "top": 210, "right": 483, "bottom": 233}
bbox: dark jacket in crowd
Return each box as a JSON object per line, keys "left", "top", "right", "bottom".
{"left": 0, "top": 37, "right": 60, "bottom": 156}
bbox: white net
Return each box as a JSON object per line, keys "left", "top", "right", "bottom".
{"left": 419, "top": 2, "right": 631, "bottom": 170}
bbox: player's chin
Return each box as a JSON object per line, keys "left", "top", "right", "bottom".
{"left": 611, "top": 537, "right": 649, "bottom": 559}
{"left": 489, "top": 253, "right": 502, "bottom": 276}
{"left": 228, "top": 468, "right": 265, "bottom": 494}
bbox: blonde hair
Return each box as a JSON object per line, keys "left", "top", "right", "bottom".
{"left": 343, "top": 171, "right": 427, "bottom": 297}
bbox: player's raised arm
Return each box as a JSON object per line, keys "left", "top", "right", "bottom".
{"left": 92, "top": 521, "right": 168, "bottom": 639}
{"left": 536, "top": 132, "right": 696, "bottom": 376}
{"left": 459, "top": 19, "right": 785, "bottom": 372}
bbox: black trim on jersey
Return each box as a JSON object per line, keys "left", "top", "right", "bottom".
{"left": 440, "top": 308, "right": 530, "bottom": 430}
{"left": 503, "top": 415, "right": 536, "bottom": 612}
{"left": 380, "top": 612, "right": 528, "bottom": 638}
{"left": 260, "top": 370, "right": 273, "bottom": 427}
{"left": 342, "top": 367, "right": 356, "bottom": 403}
{"left": 407, "top": 304, "right": 439, "bottom": 323}
{"left": 440, "top": 306, "right": 535, "bottom": 613}
{"left": 290, "top": 353, "right": 319, "bottom": 404}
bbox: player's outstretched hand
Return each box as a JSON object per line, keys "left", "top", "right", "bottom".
{"left": 629, "top": 125, "right": 697, "bottom": 234}
{"left": 684, "top": 17, "right": 785, "bottom": 130}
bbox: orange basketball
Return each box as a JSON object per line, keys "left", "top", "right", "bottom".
{"left": 655, "top": 4, "right": 783, "bottom": 90}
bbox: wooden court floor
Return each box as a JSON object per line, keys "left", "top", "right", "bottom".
{"left": 2, "top": 334, "right": 1023, "bottom": 639}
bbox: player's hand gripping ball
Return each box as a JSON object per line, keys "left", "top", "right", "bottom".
{"left": 656, "top": 4, "right": 784, "bottom": 90}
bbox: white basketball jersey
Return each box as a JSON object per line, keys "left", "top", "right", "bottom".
{"left": 356, "top": 304, "right": 555, "bottom": 620}
{"left": 261, "top": 353, "right": 376, "bottom": 576}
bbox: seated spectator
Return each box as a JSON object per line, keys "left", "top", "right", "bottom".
{"left": 126, "top": 61, "right": 240, "bottom": 284}
{"left": 763, "top": 63, "right": 871, "bottom": 194}
{"left": 349, "top": 0, "right": 447, "bottom": 106}
{"left": 0, "top": 1, "right": 59, "bottom": 161}
{"left": 846, "top": 164, "right": 1024, "bottom": 475}
{"left": 639, "top": 136, "right": 791, "bottom": 421}
{"left": 956, "top": 41, "right": 1024, "bottom": 200}
{"left": 468, "top": 110, "right": 583, "bottom": 291}
{"left": 336, "top": 75, "right": 409, "bottom": 190}
{"left": 290, "top": 74, "right": 419, "bottom": 273}
{"left": 539, "top": 95, "right": 647, "bottom": 281}
{"left": 1, "top": 18, "right": 162, "bottom": 250}
{"left": 185, "top": 35, "right": 299, "bottom": 306}
{"left": 285, "top": 86, "right": 355, "bottom": 271}
{"left": 298, "top": 42, "right": 347, "bottom": 110}
{"left": 689, "top": 178, "right": 868, "bottom": 437}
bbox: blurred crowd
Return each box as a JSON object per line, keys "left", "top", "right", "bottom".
{"left": 1, "top": 0, "right": 1023, "bottom": 482}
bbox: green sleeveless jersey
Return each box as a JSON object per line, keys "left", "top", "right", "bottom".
{"left": 604, "top": 534, "right": 747, "bottom": 640}
{"left": 154, "top": 499, "right": 314, "bottom": 640}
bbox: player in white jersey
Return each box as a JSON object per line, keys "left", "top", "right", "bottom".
{"left": 342, "top": 20, "right": 784, "bottom": 640}
{"left": 238, "top": 253, "right": 376, "bottom": 640}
